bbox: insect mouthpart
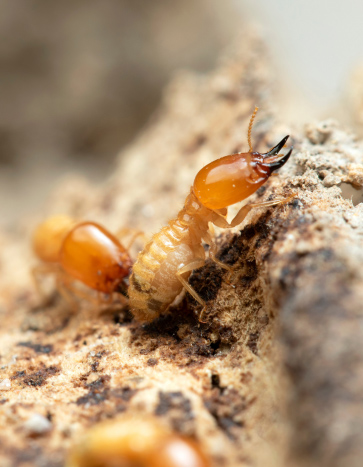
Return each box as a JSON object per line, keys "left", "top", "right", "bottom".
{"left": 260, "top": 135, "right": 293, "bottom": 172}
{"left": 263, "top": 135, "right": 290, "bottom": 157}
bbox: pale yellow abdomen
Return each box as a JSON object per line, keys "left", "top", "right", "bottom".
{"left": 129, "top": 223, "right": 194, "bottom": 322}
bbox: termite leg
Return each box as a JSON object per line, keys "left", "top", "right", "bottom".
{"left": 55, "top": 272, "right": 78, "bottom": 311}
{"left": 176, "top": 259, "right": 207, "bottom": 321}
{"left": 198, "top": 306, "right": 208, "bottom": 324}
{"left": 229, "top": 199, "right": 285, "bottom": 227}
{"left": 211, "top": 195, "right": 295, "bottom": 229}
{"left": 202, "top": 232, "right": 233, "bottom": 283}
{"left": 98, "top": 284, "right": 128, "bottom": 307}
{"left": 56, "top": 271, "right": 109, "bottom": 309}
{"left": 32, "top": 263, "right": 59, "bottom": 301}
{"left": 116, "top": 228, "right": 146, "bottom": 250}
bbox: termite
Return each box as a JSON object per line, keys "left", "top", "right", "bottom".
{"left": 66, "top": 415, "right": 210, "bottom": 467}
{"left": 32, "top": 215, "right": 134, "bottom": 303}
{"left": 129, "top": 107, "right": 293, "bottom": 322}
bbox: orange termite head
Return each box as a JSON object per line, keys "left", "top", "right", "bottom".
{"left": 193, "top": 108, "right": 293, "bottom": 210}
{"left": 32, "top": 215, "right": 76, "bottom": 263}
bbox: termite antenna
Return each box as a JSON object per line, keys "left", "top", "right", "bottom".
{"left": 247, "top": 106, "right": 258, "bottom": 153}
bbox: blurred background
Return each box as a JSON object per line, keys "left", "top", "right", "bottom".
{"left": 0, "top": 0, "right": 363, "bottom": 227}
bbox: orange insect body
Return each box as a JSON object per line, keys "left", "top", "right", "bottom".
{"left": 60, "top": 222, "right": 132, "bottom": 294}
{"left": 66, "top": 416, "right": 210, "bottom": 467}
{"left": 129, "top": 108, "right": 293, "bottom": 322}
{"left": 33, "top": 216, "right": 132, "bottom": 296}
{"left": 194, "top": 151, "right": 271, "bottom": 210}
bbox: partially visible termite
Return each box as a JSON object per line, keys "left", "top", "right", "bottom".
{"left": 32, "top": 215, "right": 134, "bottom": 303}
{"left": 66, "top": 415, "right": 210, "bottom": 467}
{"left": 129, "top": 107, "right": 293, "bottom": 322}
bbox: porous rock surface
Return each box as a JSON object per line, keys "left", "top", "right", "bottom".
{"left": 0, "top": 31, "right": 363, "bottom": 467}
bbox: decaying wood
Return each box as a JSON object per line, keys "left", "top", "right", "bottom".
{"left": 0, "top": 30, "right": 363, "bottom": 467}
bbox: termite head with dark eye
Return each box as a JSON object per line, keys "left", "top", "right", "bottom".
{"left": 193, "top": 107, "right": 293, "bottom": 210}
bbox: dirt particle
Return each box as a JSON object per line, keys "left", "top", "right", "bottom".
{"left": 24, "top": 413, "right": 52, "bottom": 436}
{"left": 211, "top": 374, "right": 225, "bottom": 391}
{"left": 247, "top": 332, "right": 259, "bottom": 355}
{"left": 188, "top": 260, "right": 223, "bottom": 303}
{"left": 240, "top": 260, "right": 258, "bottom": 286}
{"left": 111, "top": 386, "right": 136, "bottom": 402}
{"left": 17, "top": 342, "right": 53, "bottom": 354}
{"left": 11, "top": 371, "right": 26, "bottom": 380}
{"left": 11, "top": 366, "right": 60, "bottom": 388}
{"left": 113, "top": 308, "right": 133, "bottom": 325}
{"left": 75, "top": 375, "right": 111, "bottom": 406}
{"left": 147, "top": 358, "right": 158, "bottom": 366}
{"left": 256, "top": 185, "right": 267, "bottom": 197}
{"left": 204, "top": 388, "right": 247, "bottom": 440}
{"left": 155, "top": 391, "right": 194, "bottom": 433}
{"left": 183, "top": 338, "right": 214, "bottom": 358}
{"left": 90, "top": 361, "right": 99, "bottom": 372}
{"left": 75, "top": 376, "right": 136, "bottom": 407}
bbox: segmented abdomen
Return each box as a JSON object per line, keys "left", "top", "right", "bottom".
{"left": 129, "top": 220, "right": 193, "bottom": 322}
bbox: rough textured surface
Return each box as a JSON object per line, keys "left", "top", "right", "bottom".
{"left": 1, "top": 30, "right": 363, "bottom": 467}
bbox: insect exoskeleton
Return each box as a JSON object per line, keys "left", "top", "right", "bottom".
{"left": 129, "top": 108, "right": 293, "bottom": 323}
{"left": 32, "top": 215, "right": 133, "bottom": 303}
{"left": 66, "top": 415, "right": 210, "bottom": 467}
